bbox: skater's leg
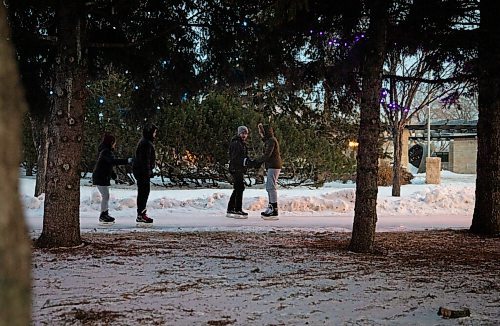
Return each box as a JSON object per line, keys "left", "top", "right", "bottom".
{"left": 265, "top": 168, "right": 281, "bottom": 204}
{"left": 97, "top": 185, "right": 110, "bottom": 213}
{"left": 233, "top": 172, "right": 245, "bottom": 211}
{"left": 136, "top": 177, "right": 150, "bottom": 215}
{"left": 261, "top": 169, "right": 281, "bottom": 219}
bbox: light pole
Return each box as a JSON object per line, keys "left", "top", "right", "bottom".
{"left": 427, "top": 105, "right": 431, "bottom": 157}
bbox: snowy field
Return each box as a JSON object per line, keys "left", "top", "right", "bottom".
{"left": 24, "top": 171, "right": 500, "bottom": 325}
{"left": 22, "top": 171, "right": 477, "bottom": 234}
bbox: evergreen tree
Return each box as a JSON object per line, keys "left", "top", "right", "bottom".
{"left": 471, "top": 0, "right": 500, "bottom": 235}
{"left": 7, "top": 0, "right": 201, "bottom": 248}
{"left": 0, "top": 3, "right": 31, "bottom": 323}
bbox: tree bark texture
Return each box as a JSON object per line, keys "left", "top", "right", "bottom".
{"left": 471, "top": 0, "right": 500, "bottom": 235}
{"left": 391, "top": 126, "right": 403, "bottom": 197}
{"left": 30, "top": 113, "right": 49, "bottom": 197}
{"left": 0, "top": 3, "right": 32, "bottom": 325}
{"left": 349, "top": 0, "right": 388, "bottom": 253}
{"left": 37, "top": 1, "right": 87, "bottom": 248}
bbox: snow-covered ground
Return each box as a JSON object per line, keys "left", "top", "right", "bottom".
{"left": 25, "top": 171, "right": 500, "bottom": 325}
{"left": 22, "top": 171, "right": 476, "bottom": 233}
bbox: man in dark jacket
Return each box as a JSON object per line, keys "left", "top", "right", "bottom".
{"left": 227, "top": 125, "right": 257, "bottom": 218}
{"left": 92, "top": 132, "right": 131, "bottom": 224}
{"left": 132, "top": 124, "right": 158, "bottom": 224}
{"left": 256, "top": 123, "right": 282, "bottom": 220}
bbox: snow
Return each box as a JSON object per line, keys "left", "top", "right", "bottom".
{"left": 22, "top": 171, "right": 477, "bottom": 234}
{"left": 25, "top": 171, "right": 498, "bottom": 325}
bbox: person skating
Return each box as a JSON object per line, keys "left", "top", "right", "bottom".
{"left": 92, "top": 132, "right": 132, "bottom": 224}
{"left": 227, "top": 125, "right": 258, "bottom": 219}
{"left": 132, "top": 123, "right": 158, "bottom": 225}
{"left": 256, "top": 123, "right": 282, "bottom": 220}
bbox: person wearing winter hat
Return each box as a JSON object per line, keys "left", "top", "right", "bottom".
{"left": 226, "top": 125, "right": 258, "bottom": 218}
{"left": 255, "top": 123, "right": 282, "bottom": 220}
{"left": 92, "top": 132, "right": 133, "bottom": 224}
{"left": 132, "top": 123, "right": 158, "bottom": 224}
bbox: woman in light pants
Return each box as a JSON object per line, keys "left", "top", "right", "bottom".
{"left": 256, "top": 123, "right": 283, "bottom": 220}
{"left": 92, "top": 133, "right": 132, "bottom": 224}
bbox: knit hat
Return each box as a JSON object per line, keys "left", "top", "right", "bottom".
{"left": 237, "top": 126, "right": 249, "bottom": 135}
{"left": 102, "top": 132, "right": 116, "bottom": 146}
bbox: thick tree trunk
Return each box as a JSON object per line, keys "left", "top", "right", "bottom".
{"left": 470, "top": 0, "right": 500, "bottom": 235}
{"left": 36, "top": 1, "right": 87, "bottom": 248}
{"left": 391, "top": 126, "right": 403, "bottom": 197}
{"left": 0, "top": 3, "right": 32, "bottom": 325}
{"left": 349, "top": 0, "right": 388, "bottom": 253}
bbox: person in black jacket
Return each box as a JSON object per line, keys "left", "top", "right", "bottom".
{"left": 132, "top": 123, "right": 158, "bottom": 224}
{"left": 92, "top": 132, "right": 132, "bottom": 224}
{"left": 227, "top": 125, "right": 258, "bottom": 218}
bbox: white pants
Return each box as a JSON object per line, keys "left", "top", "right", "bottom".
{"left": 97, "top": 185, "right": 110, "bottom": 212}
{"left": 265, "top": 169, "right": 281, "bottom": 203}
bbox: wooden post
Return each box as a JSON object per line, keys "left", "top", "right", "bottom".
{"left": 425, "top": 157, "right": 441, "bottom": 184}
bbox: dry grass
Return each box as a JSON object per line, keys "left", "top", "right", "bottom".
{"left": 33, "top": 230, "right": 500, "bottom": 325}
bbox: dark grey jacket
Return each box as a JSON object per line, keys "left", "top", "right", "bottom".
{"left": 228, "top": 135, "right": 249, "bottom": 174}
{"left": 133, "top": 126, "right": 157, "bottom": 179}
{"left": 92, "top": 144, "right": 128, "bottom": 186}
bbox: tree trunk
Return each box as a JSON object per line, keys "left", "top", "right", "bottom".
{"left": 36, "top": 1, "right": 87, "bottom": 248}
{"left": 349, "top": 0, "right": 388, "bottom": 253}
{"left": 0, "top": 3, "right": 32, "bottom": 324}
{"left": 30, "top": 113, "right": 49, "bottom": 197}
{"left": 470, "top": 0, "right": 500, "bottom": 235}
{"left": 391, "top": 126, "right": 403, "bottom": 197}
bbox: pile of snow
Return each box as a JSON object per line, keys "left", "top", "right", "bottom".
{"left": 21, "top": 171, "right": 477, "bottom": 232}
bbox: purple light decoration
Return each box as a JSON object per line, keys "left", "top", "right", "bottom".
{"left": 317, "top": 31, "right": 367, "bottom": 50}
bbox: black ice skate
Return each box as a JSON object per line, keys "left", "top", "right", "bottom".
{"left": 99, "top": 210, "right": 115, "bottom": 225}
{"left": 227, "top": 210, "right": 249, "bottom": 219}
{"left": 261, "top": 203, "right": 279, "bottom": 220}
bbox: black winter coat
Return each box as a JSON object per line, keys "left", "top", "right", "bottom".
{"left": 229, "top": 135, "right": 248, "bottom": 174}
{"left": 92, "top": 144, "right": 129, "bottom": 186}
{"left": 132, "top": 137, "right": 156, "bottom": 179}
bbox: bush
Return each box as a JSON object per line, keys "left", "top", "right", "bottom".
{"left": 378, "top": 161, "right": 414, "bottom": 186}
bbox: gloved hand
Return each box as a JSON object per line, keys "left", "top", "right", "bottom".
{"left": 128, "top": 157, "right": 134, "bottom": 164}
{"left": 246, "top": 159, "right": 258, "bottom": 168}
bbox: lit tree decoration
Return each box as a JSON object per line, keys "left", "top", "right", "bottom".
{"left": 379, "top": 87, "right": 411, "bottom": 120}
{"left": 309, "top": 30, "right": 366, "bottom": 50}
{"left": 181, "top": 92, "right": 189, "bottom": 102}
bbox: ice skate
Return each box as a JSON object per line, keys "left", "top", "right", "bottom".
{"left": 136, "top": 211, "right": 153, "bottom": 227}
{"left": 98, "top": 210, "right": 115, "bottom": 225}
{"left": 261, "top": 204, "right": 279, "bottom": 220}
